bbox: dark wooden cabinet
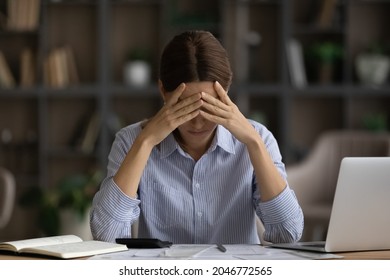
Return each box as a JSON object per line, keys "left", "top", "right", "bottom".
{"left": 0, "top": 0, "right": 389, "bottom": 239}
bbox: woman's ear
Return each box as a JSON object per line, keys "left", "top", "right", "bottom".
{"left": 158, "top": 80, "right": 167, "bottom": 102}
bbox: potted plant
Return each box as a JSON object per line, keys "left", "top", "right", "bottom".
{"left": 123, "top": 48, "right": 152, "bottom": 87}
{"left": 306, "top": 41, "right": 343, "bottom": 84}
{"left": 355, "top": 43, "right": 390, "bottom": 86}
{"left": 362, "top": 113, "right": 388, "bottom": 132}
{"left": 19, "top": 169, "right": 103, "bottom": 238}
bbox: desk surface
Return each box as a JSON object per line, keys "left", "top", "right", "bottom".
{"left": 336, "top": 250, "right": 390, "bottom": 260}
{"left": 1, "top": 249, "right": 390, "bottom": 260}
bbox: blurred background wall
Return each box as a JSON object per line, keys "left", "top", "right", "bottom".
{"left": 0, "top": 0, "right": 389, "bottom": 241}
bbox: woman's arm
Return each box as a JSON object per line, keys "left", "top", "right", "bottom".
{"left": 113, "top": 83, "right": 202, "bottom": 198}
{"left": 244, "top": 131, "right": 286, "bottom": 201}
{"left": 90, "top": 84, "right": 203, "bottom": 241}
{"left": 200, "top": 81, "right": 303, "bottom": 242}
{"left": 200, "top": 81, "right": 285, "bottom": 200}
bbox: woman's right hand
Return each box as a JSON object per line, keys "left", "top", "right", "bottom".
{"left": 140, "top": 83, "right": 203, "bottom": 146}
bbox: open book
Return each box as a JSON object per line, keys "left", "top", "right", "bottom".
{"left": 0, "top": 235, "right": 128, "bottom": 259}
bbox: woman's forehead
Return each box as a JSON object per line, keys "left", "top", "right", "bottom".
{"left": 181, "top": 81, "right": 217, "bottom": 98}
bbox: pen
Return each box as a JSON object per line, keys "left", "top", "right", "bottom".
{"left": 216, "top": 244, "right": 226, "bottom": 253}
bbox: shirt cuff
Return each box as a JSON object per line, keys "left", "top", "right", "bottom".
{"left": 258, "top": 186, "right": 301, "bottom": 224}
{"left": 98, "top": 177, "right": 140, "bottom": 221}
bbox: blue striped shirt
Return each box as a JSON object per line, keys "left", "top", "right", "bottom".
{"left": 90, "top": 120, "right": 303, "bottom": 244}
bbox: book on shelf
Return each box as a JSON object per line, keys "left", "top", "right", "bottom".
{"left": 64, "top": 45, "right": 80, "bottom": 85}
{"left": 0, "top": 235, "right": 128, "bottom": 259}
{"left": 0, "top": 50, "right": 16, "bottom": 88}
{"left": 54, "top": 47, "right": 68, "bottom": 87}
{"left": 286, "top": 38, "right": 307, "bottom": 88}
{"left": 69, "top": 112, "right": 100, "bottom": 153}
{"left": 20, "top": 48, "right": 35, "bottom": 87}
{"left": 7, "top": 0, "right": 41, "bottom": 31}
{"left": 80, "top": 112, "right": 101, "bottom": 154}
{"left": 44, "top": 46, "right": 79, "bottom": 88}
{"left": 316, "top": 0, "right": 338, "bottom": 29}
{"left": 0, "top": 10, "right": 6, "bottom": 30}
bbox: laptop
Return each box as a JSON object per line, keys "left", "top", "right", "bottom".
{"left": 271, "top": 157, "right": 390, "bottom": 253}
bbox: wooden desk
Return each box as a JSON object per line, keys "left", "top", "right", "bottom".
{"left": 1, "top": 250, "right": 390, "bottom": 260}
{"left": 338, "top": 250, "right": 390, "bottom": 260}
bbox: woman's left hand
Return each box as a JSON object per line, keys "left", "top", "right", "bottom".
{"left": 200, "top": 81, "right": 257, "bottom": 145}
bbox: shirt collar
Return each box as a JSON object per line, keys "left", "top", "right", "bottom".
{"left": 210, "top": 125, "right": 236, "bottom": 154}
{"left": 159, "top": 125, "right": 236, "bottom": 159}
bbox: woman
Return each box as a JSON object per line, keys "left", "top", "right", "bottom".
{"left": 90, "top": 30, "right": 303, "bottom": 244}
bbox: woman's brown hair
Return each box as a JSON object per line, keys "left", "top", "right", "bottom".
{"left": 159, "top": 30, "right": 233, "bottom": 92}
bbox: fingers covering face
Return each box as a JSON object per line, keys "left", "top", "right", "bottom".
{"left": 163, "top": 81, "right": 232, "bottom": 123}
{"left": 200, "top": 82, "right": 231, "bottom": 118}
{"left": 166, "top": 83, "right": 186, "bottom": 106}
{"left": 214, "top": 81, "right": 231, "bottom": 105}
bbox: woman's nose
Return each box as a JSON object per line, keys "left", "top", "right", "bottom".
{"left": 191, "top": 115, "right": 205, "bottom": 129}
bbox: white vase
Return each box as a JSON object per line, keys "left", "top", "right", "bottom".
{"left": 59, "top": 208, "right": 92, "bottom": 240}
{"left": 356, "top": 54, "right": 390, "bottom": 86}
{"left": 123, "top": 60, "right": 151, "bottom": 87}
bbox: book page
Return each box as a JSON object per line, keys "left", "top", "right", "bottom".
{"left": 20, "top": 240, "right": 128, "bottom": 259}
{"left": 0, "top": 235, "right": 82, "bottom": 252}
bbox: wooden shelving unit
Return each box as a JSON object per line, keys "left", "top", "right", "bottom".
{"left": 0, "top": 0, "right": 389, "bottom": 239}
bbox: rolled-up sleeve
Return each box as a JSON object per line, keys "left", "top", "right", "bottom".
{"left": 251, "top": 121, "right": 304, "bottom": 243}
{"left": 90, "top": 177, "right": 140, "bottom": 242}
{"left": 90, "top": 124, "right": 142, "bottom": 242}
{"left": 256, "top": 186, "right": 304, "bottom": 243}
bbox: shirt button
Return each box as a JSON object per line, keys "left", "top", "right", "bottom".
{"left": 195, "top": 183, "right": 200, "bottom": 189}
{"left": 197, "top": 212, "right": 203, "bottom": 217}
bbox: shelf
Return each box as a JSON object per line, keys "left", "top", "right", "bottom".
{"left": 293, "top": 25, "right": 344, "bottom": 35}
{"left": 0, "top": 88, "right": 42, "bottom": 97}
{"left": 346, "top": 85, "right": 390, "bottom": 96}
{"left": 45, "top": 147, "right": 99, "bottom": 159}
{"left": 0, "top": 0, "right": 388, "bottom": 177}
{"left": 43, "top": 86, "right": 100, "bottom": 97}
{"left": 0, "top": 30, "right": 40, "bottom": 36}
{"left": 0, "top": 0, "right": 389, "bottom": 240}
{"left": 232, "top": 83, "right": 284, "bottom": 94}
{"left": 109, "top": 84, "right": 159, "bottom": 96}
{"left": 45, "top": 0, "right": 98, "bottom": 6}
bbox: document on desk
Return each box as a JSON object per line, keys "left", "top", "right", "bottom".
{"left": 190, "top": 245, "right": 341, "bottom": 260}
{"left": 89, "top": 244, "right": 341, "bottom": 260}
{"left": 91, "top": 244, "right": 267, "bottom": 260}
{"left": 193, "top": 244, "right": 270, "bottom": 259}
{"left": 88, "top": 245, "right": 212, "bottom": 260}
